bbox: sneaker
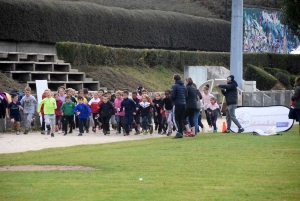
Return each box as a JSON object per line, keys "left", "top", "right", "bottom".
{"left": 63, "top": 132, "right": 67, "bottom": 136}
{"left": 201, "top": 127, "right": 205, "bottom": 133}
{"left": 134, "top": 131, "right": 140, "bottom": 135}
{"left": 16, "top": 131, "right": 20, "bottom": 135}
{"left": 86, "top": 129, "right": 89, "bottom": 133}
{"left": 78, "top": 133, "right": 83, "bottom": 136}
{"left": 162, "top": 131, "right": 166, "bottom": 135}
{"left": 158, "top": 131, "right": 162, "bottom": 135}
{"left": 106, "top": 131, "right": 110, "bottom": 135}
{"left": 58, "top": 130, "right": 63, "bottom": 134}
{"left": 116, "top": 131, "right": 121, "bottom": 134}
{"left": 155, "top": 125, "right": 158, "bottom": 131}
{"left": 149, "top": 126, "right": 153, "bottom": 134}
{"left": 124, "top": 133, "right": 130, "bottom": 136}
{"left": 41, "top": 130, "right": 45, "bottom": 135}
{"left": 143, "top": 131, "right": 148, "bottom": 135}
{"left": 184, "top": 132, "right": 192, "bottom": 137}
{"left": 23, "top": 130, "right": 28, "bottom": 135}
{"left": 51, "top": 133, "right": 54, "bottom": 137}
{"left": 92, "top": 127, "right": 96, "bottom": 133}
{"left": 31, "top": 118, "right": 35, "bottom": 127}
{"left": 103, "top": 130, "right": 107, "bottom": 135}
{"left": 47, "top": 129, "right": 50, "bottom": 135}
{"left": 68, "top": 130, "right": 73, "bottom": 134}
{"left": 213, "top": 130, "right": 217, "bottom": 133}
{"left": 76, "top": 128, "right": 79, "bottom": 131}
{"left": 167, "top": 132, "right": 172, "bottom": 136}
{"left": 223, "top": 130, "right": 230, "bottom": 133}
{"left": 238, "top": 128, "right": 245, "bottom": 133}
{"left": 173, "top": 133, "right": 183, "bottom": 139}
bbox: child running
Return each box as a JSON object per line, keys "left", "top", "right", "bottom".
{"left": 114, "top": 91, "right": 125, "bottom": 134}
{"left": 61, "top": 96, "right": 76, "bottom": 135}
{"left": 99, "top": 96, "right": 115, "bottom": 135}
{"left": 119, "top": 91, "right": 137, "bottom": 136}
{"left": 153, "top": 93, "right": 163, "bottom": 134}
{"left": 38, "top": 89, "right": 57, "bottom": 137}
{"left": 202, "top": 84, "right": 215, "bottom": 132}
{"left": 73, "top": 96, "right": 91, "bottom": 136}
{"left": 132, "top": 91, "right": 141, "bottom": 135}
{"left": 6, "top": 94, "right": 23, "bottom": 135}
{"left": 163, "top": 90, "right": 173, "bottom": 136}
{"left": 88, "top": 92, "right": 101, "bottom": 133}
{"left": 20, "top": 87, "right": 38, "bottom": 135}
{"left": 138, "top": 95, "right": 157, "bottom": 135}
{"left": 206, "top": 97, "right": 221, "bottom": 132}
{"left": 54, "top": 93, "right": 63, "bottom": 133}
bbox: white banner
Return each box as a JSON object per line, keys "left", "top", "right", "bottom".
{"left": 230, "top": 106, "right": 294, "bottom": 133}
{"left": 36, "top": 80, "right": 48, "bottom": 125}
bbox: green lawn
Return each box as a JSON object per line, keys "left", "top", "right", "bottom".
{"left": 0, "top": 126, "right": 299, "bottom": 201}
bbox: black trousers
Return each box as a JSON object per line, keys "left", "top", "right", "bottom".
{"left": 154, "top": 112, "right": 163, "bottom": 132}
{"left": 183, "top": 108, "right": 197, "bottom": 127}
{"left": 172, "top": 105, "right": 185, "bottom": 134}
{"left": 63, "top": 115, "right": 74, "bottom": 133}
{"left": 101, "top": 116, "right": 111, "bottom": 132}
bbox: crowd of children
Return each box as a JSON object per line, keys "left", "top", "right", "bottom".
{"left": 4, "top": 84, "right": 225, "bottom": 137}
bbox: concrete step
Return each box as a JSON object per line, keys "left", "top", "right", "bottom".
{"left": 0, "top": 61, "right": 71, "bottom": 72}
{"left": 5, "top": 71, "right": 86, "bottom": 82}
{"left": 55, "top": 60, "right": 65, "bottom": 63}
{"left": 84, "top": 78, "right": 93, "bottom": 81}
{"left": 70, "top": 69, "right": 78, "bottom": 72}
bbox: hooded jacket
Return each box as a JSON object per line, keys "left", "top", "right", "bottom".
{"left": 292, "top": 83, "right": 300, "bottom": 109}
{"left": 218, "top": 80, "right": 238, "bottom": 106}
{"left": 171, "top": 80, "right": 187, "bottom": 106}
{"left": 185, "top": 84, "right": 198, "bottom": 109}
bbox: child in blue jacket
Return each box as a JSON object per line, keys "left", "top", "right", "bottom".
{"left": 73, "top": 96, "right": 91, "bottom": 136}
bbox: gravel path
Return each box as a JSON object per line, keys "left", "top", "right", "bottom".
{"left": 0, "top": 131, "right": 166, "bottom": 154}
{"left": 0, "top": 119, "right": 225, "bottom": 154}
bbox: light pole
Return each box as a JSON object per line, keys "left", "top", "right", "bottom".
{"left": 230, "top": 0, "right": 243, "bottom": 89}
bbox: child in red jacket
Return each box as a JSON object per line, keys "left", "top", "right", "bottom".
{"left": 88, "top": 92, "right": 101, "bottom": 133}
{"left": 54, "top": 93, "right": 63, "bottom": 133}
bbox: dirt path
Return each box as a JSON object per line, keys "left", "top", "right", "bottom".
{"left": 0, "top": 131, "right": 166, "bottom": 154}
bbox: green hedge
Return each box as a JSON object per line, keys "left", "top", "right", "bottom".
{"left": 0, "top": 0, "right": 231, "bottom": 51}
{"left": 275, "top": 72, "right": 292, "bottom": 90}
{"left": 56, "top": 42, "right": 300, "bottom": 73}
{"left": 244, "top": 64, "right": 278, "bottom": 90}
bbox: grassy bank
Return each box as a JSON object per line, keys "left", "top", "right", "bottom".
{"left": 76, "top": 65, "right": 183, "bottom": 91}
{"left": 0, "top": 126, "right": 299, "bottom": 200}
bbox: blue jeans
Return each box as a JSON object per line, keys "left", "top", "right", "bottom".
{"left": 193, "top": 111, "right": 199, "bottom": 133}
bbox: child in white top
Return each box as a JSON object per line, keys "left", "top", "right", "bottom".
{"left": 207, "top": 97, "right": 221, "bottom": 132}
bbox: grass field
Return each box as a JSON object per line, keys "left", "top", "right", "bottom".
{"left": 0, "top": 126, "right": 299, "bottom": 201}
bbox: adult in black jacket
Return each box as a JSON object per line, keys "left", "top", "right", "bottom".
{"left": 171, "top": 74, "right": 187, "bottom": 138}
{"left": 183, "top": 78, "right": 198, "bottom": 137}
{"left": 216, "top": 75, "right": 244, "bottom": 133}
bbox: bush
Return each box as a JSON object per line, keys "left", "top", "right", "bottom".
{"left": 56, "top": 42, "right": 300, "bottom": 73}
{"left": 263, "top": 67, "right": 290, "bottom": 76}
{"left": 244, "top": 64, "right": 278, "bottom": 90}
{"left": 275, "top": 72, "right": 292, "bottom": 90}
{"left": 0, "top": 0, "right": 231, "bottom": 51}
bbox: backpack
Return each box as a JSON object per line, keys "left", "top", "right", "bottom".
{"left": 9, "top": 90, "right": 25, "bottom": 102}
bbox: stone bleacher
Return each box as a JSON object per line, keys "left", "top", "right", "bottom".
{"left": 0, "top": 51, "right": 99, "bottom": 92}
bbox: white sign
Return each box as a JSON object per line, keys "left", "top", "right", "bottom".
{"left": 230, "top": 106, "right": 294, "bottom": 133}
{"left": 36, "top": 80, "right": 48, "bottom": 125}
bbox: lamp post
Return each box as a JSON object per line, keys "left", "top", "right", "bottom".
{"left": 230, "top": 0, "right": 243, "bottom": 89}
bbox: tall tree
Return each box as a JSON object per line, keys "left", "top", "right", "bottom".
{"left": 281, "top": 0, "right": 300, "bottom": 38}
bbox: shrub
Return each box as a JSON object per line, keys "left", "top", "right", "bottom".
{"left": 244, "top": 64, "right": 278, "bottom": 90}
{"left": 56, "top": 42, "right": 300, "bottom": 74}
{"left": 275, "top": 72, "right": 292, "bottom": 90}
{"left": 0, "top": 0, "right": 231, "bottom": 51}
{"left": 263, "top": 67, "right": 290, "bottom": 76}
